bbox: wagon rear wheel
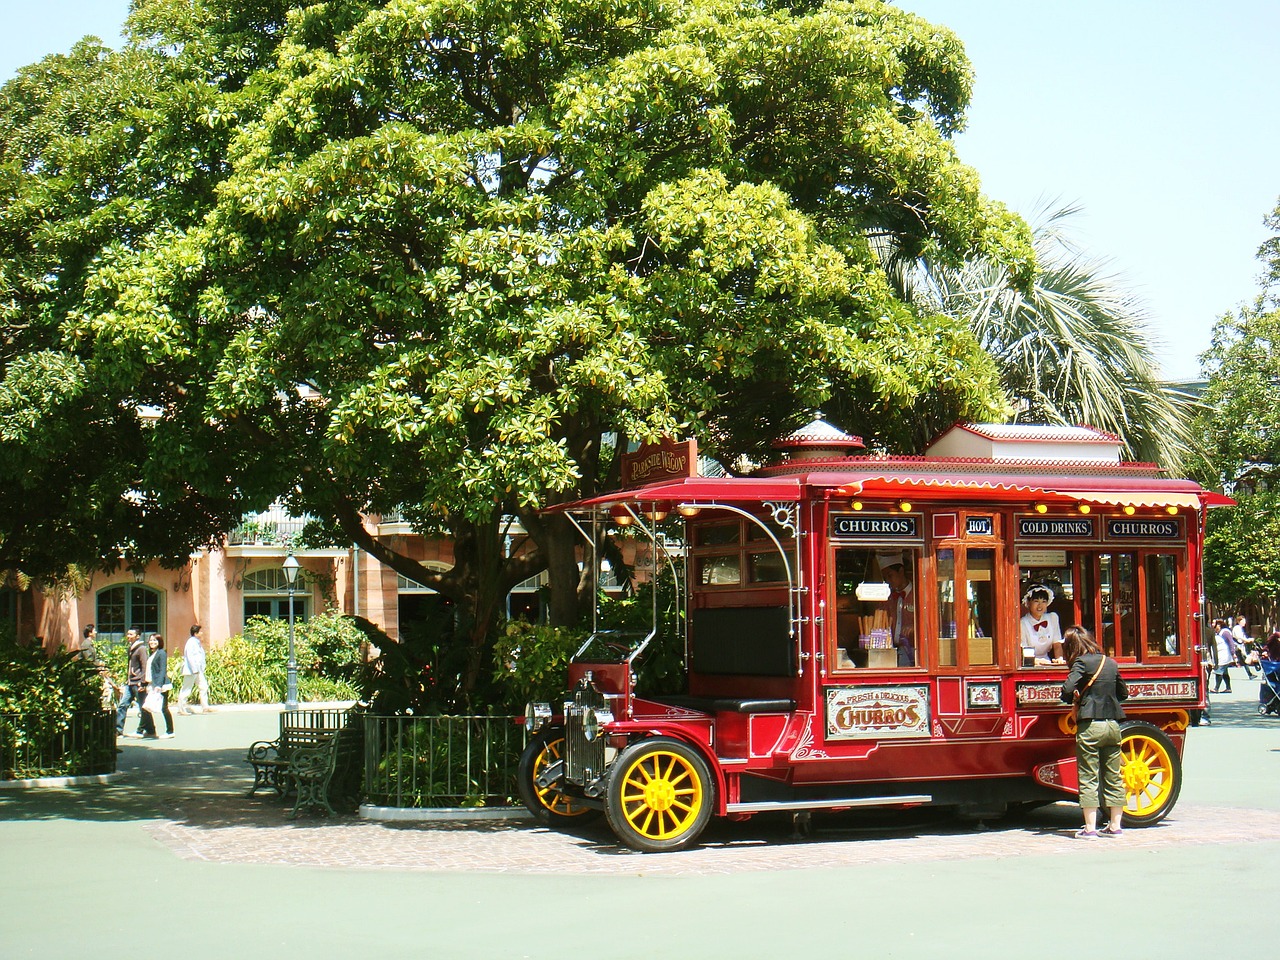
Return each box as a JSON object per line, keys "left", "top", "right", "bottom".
{"left": 1118, "top": 722, "right": 1181, "bottom": 826}
{"left": 605, "top": 737, "right": 713, "bottom": 853}
{"left": 517, "top": 728, "right": 599, "bottom": 826}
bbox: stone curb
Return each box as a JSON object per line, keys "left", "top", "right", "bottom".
{"left": 360, "top": 804, "right": 532, "bottom": 822}
{"left": 0, "top": 771, "right": 127, "bottom": 790}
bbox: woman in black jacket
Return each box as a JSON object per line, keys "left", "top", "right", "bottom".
{"left": 1060, "top": 626, "right": 1128, "bottom": 839}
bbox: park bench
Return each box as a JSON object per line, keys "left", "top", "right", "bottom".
{"left": 245, "top": 707, "right": 351, "bottom": 798}
{"left": 285, "top": 724, "right": 363, "bottom": 818}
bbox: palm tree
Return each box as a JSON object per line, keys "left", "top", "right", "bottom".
{"left": 895, "top": 202, "right": 1202, "bottom": 472}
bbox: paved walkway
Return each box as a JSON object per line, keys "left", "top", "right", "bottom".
{"left": 3, "top": 684, "right": 1278, "bottom": 958}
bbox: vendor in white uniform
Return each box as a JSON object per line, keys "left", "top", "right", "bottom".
{"left": 1020, "top": 583, "right": 1065, "bottom": 664}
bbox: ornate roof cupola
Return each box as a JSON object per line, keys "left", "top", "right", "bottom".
{"left": 772, "top": 416, "right": 865, "bottom": 463}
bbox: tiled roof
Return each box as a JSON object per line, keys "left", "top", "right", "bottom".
{"left": 947, "top": 423, "right": 1122, "bottom": 444}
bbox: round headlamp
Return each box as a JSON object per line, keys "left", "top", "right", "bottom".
{"left": 582, "top": 706, "right": 614, "bottom": 742}
{"left": 524, "top": 701, "right": 552, "bottom": 733}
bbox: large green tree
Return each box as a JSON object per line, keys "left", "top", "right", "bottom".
{"left": 2, "top": 1, "right": 1035, "bottom": 699}
{"left": 1199, "top": 195, "right": 1280, "bottom": 620}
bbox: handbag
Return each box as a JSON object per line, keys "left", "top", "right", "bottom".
{"left": 143, "top": 689, "right": 164, "bottom": 715}
{"left": 1069, "top": 656, "right": 1108, "bottom": 724}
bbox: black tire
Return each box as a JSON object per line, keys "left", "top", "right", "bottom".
{"left": 605, "top": 737, "right": 714, "bottom": 853}
{"left": 1118, "top": 721, "right": 1182, "bottom": 827}
{"left": 517, "top": 728, "right": 600, "bottom": 827}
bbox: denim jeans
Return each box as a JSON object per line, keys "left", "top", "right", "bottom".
{"left": 116, "top": 684, "right": 142, "bottom": 734}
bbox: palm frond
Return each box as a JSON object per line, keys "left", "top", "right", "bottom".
{"left": 895, "top": 201, "right": 1203, "bottom": 471}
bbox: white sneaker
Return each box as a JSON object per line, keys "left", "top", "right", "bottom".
{"left": 158, "top": 733, "right": 175, "bottom": 739}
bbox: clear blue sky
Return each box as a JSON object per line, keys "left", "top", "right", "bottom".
{"left": 3, "top": 1, "right": 1277, "bottom": 381}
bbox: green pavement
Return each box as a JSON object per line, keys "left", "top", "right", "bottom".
{"left": 3, "top": 683, "right": 1277, "bottom": 960}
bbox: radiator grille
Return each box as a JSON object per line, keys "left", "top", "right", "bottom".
{"left": 563, "top": 680, "right": 607, "bottom": 786}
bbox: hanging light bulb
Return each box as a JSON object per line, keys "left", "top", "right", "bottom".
{"left": 609, "top": 504, "right": 634, "bottom": 527}
{"left": 1123, "top": 504, "right": 1136, "bottom": 516}
{"left": 677, "top": 503, "right": 701, "bottom": 518}
{"left": 898, "top": 501, "right": 912, "bottom": 513}
{"left": 1077, "top": 503, "right": 1091, "bottom": 514}
{"left": 1034, "top": 503, "right": 1049, "bottom": 514}
{"left": 850, "top": 500, "right": 863, "bottom": 511}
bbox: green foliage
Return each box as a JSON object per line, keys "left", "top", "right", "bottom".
{"left": 1204, "top": 492, "right": 1280, "bottom": 610}
{"left": 366, "top": 716, "right": 522, "bottom": 808}
{"left": 897, "top": 201, "right": 1201, "bottom": 469}
{"left": 0, "top": 631, "right": 114, "bottom": 778}
{"left": 197, "top": 612, "right": 364, "bottom": 704}
{"left": 1197, "top": 199, "right": 1280, "bottom": 613}
{"left": 596, "top": 576, "right": 687, "bottom": 696}
{"left": 2, "top": 1, "right": 1037, "bottom": 695}
{"left": 491, "top": 621, "right": 584, "bottom": 708}
{"left": 1198, "top": 302, "right": 1280, "bottom": 488}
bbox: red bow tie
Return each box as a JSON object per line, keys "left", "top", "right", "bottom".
{"left": 1034, "top": 621, "right": 1048, "bottom": 630}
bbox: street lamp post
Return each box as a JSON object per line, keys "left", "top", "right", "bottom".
{"left": 282, "top": 553, "right": 300, "bottom": 711}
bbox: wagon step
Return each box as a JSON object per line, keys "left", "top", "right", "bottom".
{"left": 726, "top": 794, "right": 932, "bottom": 814}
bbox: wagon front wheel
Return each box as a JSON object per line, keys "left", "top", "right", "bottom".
{"left": 1118, "top": 722, "right": 1182, "bottom": 826}
{"left": 517, "top": 728, "right": 599, "bottom": 827}
{"left": 605, "top": 737, "right": 713, "bottom": 853}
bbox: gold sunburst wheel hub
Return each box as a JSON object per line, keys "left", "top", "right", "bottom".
{"left": 619, "top": 749, "right": 705, "bottom": 839}
{"left": 534, "top": 737, "right": 590, "bottom": 817}
{"left": 1120, "top": 733, "right": 1175, "bottom": 816}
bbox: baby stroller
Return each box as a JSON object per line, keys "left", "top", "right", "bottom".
{"left": 1260, "top": 659, "right": 1280, "bottom": 717}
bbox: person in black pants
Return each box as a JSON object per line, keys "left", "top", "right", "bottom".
{"left": 142, "top": 634, "right": 175, "bottom": 739}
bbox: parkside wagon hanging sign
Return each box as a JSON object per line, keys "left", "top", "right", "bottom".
{"left": 621, "top": 438, "right": 697, "bottom": 488}
{"left": 826, "top": 686, "right": 930, "bottom": 740}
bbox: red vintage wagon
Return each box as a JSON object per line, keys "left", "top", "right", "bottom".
{"left": 519, "top": 421, "right": 1229, "bottom": 852}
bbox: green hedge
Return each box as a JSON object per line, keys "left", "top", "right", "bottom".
{"left": 1, "top": 624, "right": 115, "bottom": 778}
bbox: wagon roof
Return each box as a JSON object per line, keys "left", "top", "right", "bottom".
{"left": 548, "top": 458, "right": 1233, "bottom": 512}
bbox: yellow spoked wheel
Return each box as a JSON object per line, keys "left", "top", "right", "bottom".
{"left": 606, "top": 738, "right": 713, "bottom": 853}
{"left": 517, "top": 729, "right": 599, "bottom": 827}
{"left": 1119, "top": 722, "right": 1182, "bottom": 826}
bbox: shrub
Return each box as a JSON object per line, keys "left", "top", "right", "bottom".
{"left": 490, "top": 622, "right": 584, "bottom": 709}
{"left": 201, "top": 612, "right": 365, "bottom": 705}
{"left": 0, "top": 630, "right": 115, "bottom": 778}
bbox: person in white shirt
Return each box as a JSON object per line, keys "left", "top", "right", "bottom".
{"left": 1232, "top": 616, "right": 1256, "bottom": 678}
{"left": 177, "top": 624, "right": 211, "bottom": 715}
{"left": 1020, "top": 584, "right": 1064, "bottom": 664}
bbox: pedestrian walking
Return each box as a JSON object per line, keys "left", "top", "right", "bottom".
{"left": 178, "top": 624, "right": 210, "bottom": 715}
{"left": 1212, "top": 619, "right": 1234, "bottom": 693}
{"left": 115, "top": 630, "right": 148, "bottom": 737}
{"left": 143, "top": 634, "right": 175, "bottom": 739}
{"left": 1060, "top": 625, "right": 1128, "bottom": 840}
{"left": 1232, "top": 616, "right": 1256, "bottom": 679}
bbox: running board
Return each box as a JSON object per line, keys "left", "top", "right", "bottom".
{"left": 725, "top": 794, "right": 932, "bottom": 814}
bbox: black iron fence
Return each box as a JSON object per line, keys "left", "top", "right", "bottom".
{"left": 0, "top": 710, "right": 117, "bottom": 780}
{"left": 363, "top": 714, "right": 526, "bottom": 808}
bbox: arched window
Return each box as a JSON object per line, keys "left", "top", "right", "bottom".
{"left": 96, "top": 585, "right": 162, "bottom": 645}
{"left": 243, "top": 567, "right": 309, "bottom": 623}
{"left": 397, "top": 563, "right": 452, "bottom": 637}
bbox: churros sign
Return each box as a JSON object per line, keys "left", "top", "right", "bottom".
{"left": 826, "top": 686, "right": 930, "bottom": 740}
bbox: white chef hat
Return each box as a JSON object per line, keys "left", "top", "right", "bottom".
{"left": 876, "top": 550, "right": 906, "bottom": 571}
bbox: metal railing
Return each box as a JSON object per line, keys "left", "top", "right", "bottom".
{"left": 1, "top": 710, "right": 117, "bottom": 780}
{"left": 227, "top": 504, "right": 313, "bottom": 546}
{"left": 363, "top": 715, "right": 526, "bottom": 808}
